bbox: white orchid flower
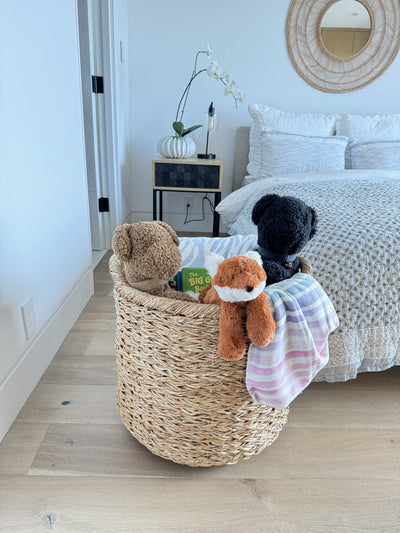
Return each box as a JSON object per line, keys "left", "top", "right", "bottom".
{"left": 204, "top": 43, "right": 213, "bottom": 57}
{"left": 207, "top": 60, "right": 227, "bottom": 81}
{"left": 223, "top": 80, "right": 239, "bottom": 97}
{"left": 234, "top": 92, "right": 244, "bottom": 104}
{"left": 223, "top": 81, "right": 244, "bottom": 106}
{"left": 235, "top": 91, "right": 244, "bottom": 103}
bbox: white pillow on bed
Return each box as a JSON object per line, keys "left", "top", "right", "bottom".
{"left": 259, "top": 131, "right": 347, "bottom": 177}
{"left": 248, "top": 104, "right": 338, "bottom": 178}
{"left": 336, "top": 113, "right": 400, "bottom": 168}
{"left": 350, "top": 140, "right": 400, "bottom": 170}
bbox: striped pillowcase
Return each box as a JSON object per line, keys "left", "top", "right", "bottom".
{"left": 259, "top": 130, "right": 348, "bottom": 177}
{"left": 349, "top": 140, "right": 400, "bottom": 170}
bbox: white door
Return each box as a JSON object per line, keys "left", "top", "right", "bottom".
{"left": 77, "top": 0, "right": 109, "bottom": 252}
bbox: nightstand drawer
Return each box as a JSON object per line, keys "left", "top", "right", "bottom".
{"left": 153, "top": 160, "right": 222, "bottom": 190}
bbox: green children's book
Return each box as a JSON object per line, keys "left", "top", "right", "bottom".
{"left": 172, "top": 267, "right": 212, "bottom": 294}
{"left": 181, "top": 267, "right": 212, "bottom": 293}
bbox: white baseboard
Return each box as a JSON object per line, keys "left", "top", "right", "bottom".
{"left": 0, "top": 268, "right": 94, "bottom": 442}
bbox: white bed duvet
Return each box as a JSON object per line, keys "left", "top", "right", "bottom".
{"left": 217, "top": 169, "right": 400, "bottom": 381}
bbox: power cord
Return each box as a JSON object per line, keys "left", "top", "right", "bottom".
{"left": 183, "top": 194, "right": 215, "bottom": 225}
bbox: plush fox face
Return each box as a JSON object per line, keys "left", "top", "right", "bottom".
{"left": 204, "top": 252, "right": 267, "bottom": 303}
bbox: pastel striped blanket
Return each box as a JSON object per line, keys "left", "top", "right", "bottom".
{"left": 246, "top": 273, "right": 339, "bottom": 408}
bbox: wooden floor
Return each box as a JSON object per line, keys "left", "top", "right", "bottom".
{"left": 0, "top": 250, "right": 399, "bottom": 532}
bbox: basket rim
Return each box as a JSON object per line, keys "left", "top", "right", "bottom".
{"left": 109, "top": 254, "right": 221, "bottom": 319}
{"left": 109, "top": 253, "right": 312, "bottom": 319}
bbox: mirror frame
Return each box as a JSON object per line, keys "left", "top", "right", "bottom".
{"left": 287, "top": 0, "right": 400, "bottom": 93}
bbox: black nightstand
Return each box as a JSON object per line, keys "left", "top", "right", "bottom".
{"left": 152, "top": 158, "right": 223, "bottom": 237}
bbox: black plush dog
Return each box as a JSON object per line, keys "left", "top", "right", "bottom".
{"left": 251, "top": 194, "right": 317, "bottom": 285}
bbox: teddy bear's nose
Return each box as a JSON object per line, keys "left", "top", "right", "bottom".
{"left": 246, "top": 285, "right": 254, "bottom": 292}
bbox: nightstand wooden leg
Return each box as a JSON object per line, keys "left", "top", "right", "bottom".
{"left": 152, "top": 190, "right": 157, "bottom": 220}
{"left": 213, "top": 192, "right": 221, "bottom": 237}
{"left": 159, "top": 191, "right": 163, "bottom": 221}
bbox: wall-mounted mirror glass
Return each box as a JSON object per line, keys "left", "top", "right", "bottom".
{"left": 320, "top": 0, "right": 371, "bottom": 57}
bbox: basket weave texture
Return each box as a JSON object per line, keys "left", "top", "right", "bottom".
{"left": 109, "top": 254, "right": 291, "bottom": 467}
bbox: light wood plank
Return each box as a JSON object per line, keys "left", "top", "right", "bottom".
{"left": 93, "top": 272, "right": 113, "bottom": 294}
{"left": 93, "top": 263, "right": 113, "bottom": 279}
{"left": 29, "top": 423, "right": 176, "bottom": 477}
{"left": 0, "top": 422, "right": 49, "bottom": 475}
{"left": 71, "top": 313, "right": 116, "bottom": 332}
{"left": 0, "top": 476, "right": 398, "bottom": 532}
{"left": 85, "top": 331, "right": 116, "bottom": 357}
{"left": 287, "top": 390, "right": 400, "bottom": 429}
{"left": 89, "top": 282, "right": 113, "bottom": 297}
{"left": 17, "top": 384, "right": 121, "bottom": 425}
{"left": 83, "top": 296, "right": 116, "bottom": 314}
{"left": 40, "top": 355, "right": 117, "bottom": 385}
{"left": 56, "top": 331, "right": 95, "bottom": 356}
{"left": 29, "top": 423, "right": 400, "bottom": 481}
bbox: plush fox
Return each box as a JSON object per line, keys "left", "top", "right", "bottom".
{"left": 199, "top": 252, "right": 276, "bottom": 360}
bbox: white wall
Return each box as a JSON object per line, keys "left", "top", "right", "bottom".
{"left": 127, "top": 0, "right": 400, "bottom": 233}
{"left": 0, "top": 0, "right": 92, "bottom": 440}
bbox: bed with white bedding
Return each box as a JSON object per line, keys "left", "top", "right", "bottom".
{"left": 214, "top": 106, "right": 400, "bottom": 382}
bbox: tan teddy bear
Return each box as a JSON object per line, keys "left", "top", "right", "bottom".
{"left": 112, "top": 221, "right": 195, "bottom": 302}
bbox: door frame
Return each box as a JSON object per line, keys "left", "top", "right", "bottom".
{"left": 78, "top": 0, "right": 122, "bottom": 251}
{"left": 96, "top": 0, "right": 123, "bottom": 247}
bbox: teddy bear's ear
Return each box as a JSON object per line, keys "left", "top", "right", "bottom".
{"left": 245, "top": 251, "right": 263, "bottom": 266}
{"left": 204, "top": 252, "right": 225, "bottom": 278}
{"left": 112, "top": 224, "right": 133, "bottom": 261}
{"left": 310, "top": 208, "right": 318, "bottom": 238}
{"left": 251, "top": 194, "right": 280, "bottom": 226}
{"left": 155, "top": 221, "right": 180, "bottom": 246}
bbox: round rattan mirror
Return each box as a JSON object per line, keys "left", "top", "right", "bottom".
{"left": 287, "top": 0, "right": 400, "bottom": 93}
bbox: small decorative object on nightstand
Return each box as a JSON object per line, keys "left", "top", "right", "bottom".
{"left": 152, "top": 158, "right": 223, "bottom": 237}
{"left": 198, "top": 102, "right": 217, "bottom": 160}
{"left": 158, "top": 135, "right": 196, "bottom": 159}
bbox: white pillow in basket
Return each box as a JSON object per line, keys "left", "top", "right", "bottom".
{"left": 336, "top": 113, "right": 400, "bottom": 168}
{"left": 248, "top": 104, "right": 338, "bottom": 178}
{"left": 179, "top": 234, "right": 258, "bottom": 268}
{"left": 259, "top": 130, "right": 347, "bottom": 177}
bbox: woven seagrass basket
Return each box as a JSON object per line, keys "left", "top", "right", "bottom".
{"left": 109, "top": 254, "right": 311, "bottom": 467}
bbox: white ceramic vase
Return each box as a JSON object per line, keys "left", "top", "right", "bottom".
{"left": 157, "top": 135, "right": 196, "bottom": 159}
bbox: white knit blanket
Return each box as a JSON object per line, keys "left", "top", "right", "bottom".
{"left": 215, "top": 170, "right": 400, "bottom": 381}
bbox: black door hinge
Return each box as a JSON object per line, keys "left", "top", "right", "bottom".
{"left": 92, "top": 75, "right": 104, "bottom": 94}
{"left": 98, "top": 197, "right": 109, "bottom": 212}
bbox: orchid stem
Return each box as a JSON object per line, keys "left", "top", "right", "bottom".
{"left": 175, "top": 68, "right": 206, "bottom": 123}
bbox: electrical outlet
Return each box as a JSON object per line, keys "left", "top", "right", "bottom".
{"left": 184, "top": 196, "right": 193, "bottom": 209}
{"left": 21, "top": 297, "right": 37, "bottom": 340}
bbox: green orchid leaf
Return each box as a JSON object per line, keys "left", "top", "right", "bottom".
{"left": 182, "top": 124, "right": 202, "bottom": 136}
{"left": 172, "top": 121, "right": 184, "bottom": 136}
